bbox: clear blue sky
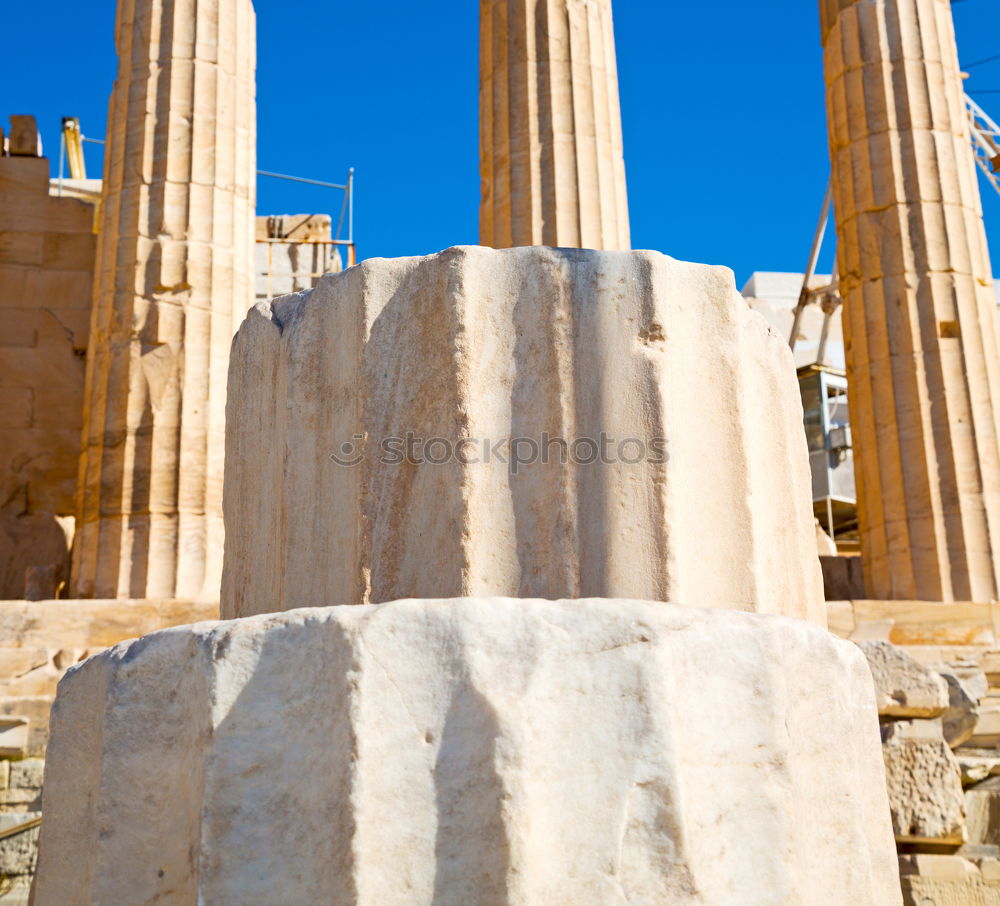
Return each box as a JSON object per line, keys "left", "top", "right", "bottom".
{"left": 4, "top": 0, "right": 999, "bottom": 286}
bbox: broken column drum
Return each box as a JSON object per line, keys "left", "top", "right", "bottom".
{"left": 821, "top": 0, "right": 1000, "bottom": 600}
{"left": 33, "top": 598, "right": 902, "bottom": 905}
{"left": 222, "top": 245, "right": 824, "bottom": 622}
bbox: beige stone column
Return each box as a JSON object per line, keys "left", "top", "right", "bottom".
{"left": 480, "top": 0, "right": 630, "bottom": 250}
{"left": 821, "top": 0, "right": 1000, "bottom": 601}
{"left": 72, "top": 0, "right": 256, "bottom": 599}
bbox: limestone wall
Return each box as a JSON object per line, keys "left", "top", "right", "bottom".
{"left": 0, "top": 147, "right": 96, "bottom": 600}
{"left": 0, "top": 598, "right": 218, "bottom": 757}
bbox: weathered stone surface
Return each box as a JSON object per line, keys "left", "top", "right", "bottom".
{"left": 0, "top": 151, "right": 96, "bottom": 598}
{"left": 882, "top": 719, "right": 966, "bottom": 844}
{"left": 821, "top": 0, "right": 1000, "bottom": 601}
{"left": 480, "top": 0, "right": 629, "bottom": 250}
{"left": 941, "top": 671, "right": 982, "bottom": 748}
{"left": 972, "top": 697, "right": 1000, "bottom": 748}
{"left": 0, "top": 599, "right": 217, "bottom": 755}
{"left": 34, "top": 598, "right": 900, "bottom": 905}
{"left": 898, "top": 854, "right": 1000, "bottom": 906}
{"left": 859, "top": 640, "right": 950, "bottom": 717}
{"left": 820, "top": 553, "right": 864, "bottom": 600}
{"left": 959, "top": 750, "right": 1000, "bottom": 786}
{"left": 0, "top": 812, "right": 40, "bottom": 877}
{"left": 0, "top": 717, "right": 27, "bottom": 758}
{"left": 968, "top": 776, "right": 1000, "bottom": 846}
{"left": 9, "top": 759, "right": 43, "bottom": 792}
{"left": 8, "top": 116, "right": 41, "bottom": 157}
{"left": 223, "top": 247, "right": 824, "bottom": 623}
{"left": 830, "top": 600, "right": 1000, "bottom": 646}
{"left": 72, "top": 0, "right": 257, "bottom": 600}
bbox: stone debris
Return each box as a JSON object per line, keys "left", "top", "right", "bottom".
{"left": 858, "top": 641, "right": 950, "bottom": 718}
{"left": 940, "top": 671, "right": 982, "bottom": 749}
{"left": 898, "top": 854, "right": 1000, "bottom": 905}
{"left": 34, "top": 598, "right": 900, "bottom": 905}
{"left": 881, "top": 719, "right": 966, "bottom": 845}
{"left": 968, "top": 776, "right": 1000, "bottom": 847}
{"left": 958, "top": 750, "right": 1000, "bottom": 787}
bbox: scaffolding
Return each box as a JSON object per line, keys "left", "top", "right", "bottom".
{"left": 54, "top": 117, "right": 356, "bottom": 265}
{"left": 967, "top": 92, "right": 1000, "bottom": 199}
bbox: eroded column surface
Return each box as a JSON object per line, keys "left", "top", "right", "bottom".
{"left": 821, "top": 0, "right": 1000, "bottom": 601}
{"left": 480, "top": 0, "right": 630, "bottom": 250}
{"left": 72, "top": 0, "right": 257, "bottom": 598}
{"left": 222, "top": 246, "right": 824, "bottom": 624}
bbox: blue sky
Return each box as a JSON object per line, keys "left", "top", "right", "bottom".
{"left": 4, "top": 0, "right": 1000, "bottom": 286}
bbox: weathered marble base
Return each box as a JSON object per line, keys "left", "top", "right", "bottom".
{"left": 34, "top": 598, "right": 900, "bottom": 905}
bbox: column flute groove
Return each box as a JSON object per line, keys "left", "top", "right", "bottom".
{"left": 480, "top": 0, "right": 630, "bottom": 250}
{"left": 821, "top": 0, "right": 1000, "bottom": 601}
{"left": 71, "top": 0, "right": 256, "bottom": 599}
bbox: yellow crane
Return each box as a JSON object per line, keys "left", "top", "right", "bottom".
{"left": 61, "top": 116, "right": 86, "bottom": 179}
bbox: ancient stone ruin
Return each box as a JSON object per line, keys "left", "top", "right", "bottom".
{"left": 3, "top": 0, "right": 1000, "bottom": 902}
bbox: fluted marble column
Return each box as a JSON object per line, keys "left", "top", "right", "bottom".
{"left": 72, "top": 0, "right": 256, "bottom": 599}
{"left": 480, "top": 0, "right": 630, "bottom": 250}
{"left": 821, "top": 0, "right": 1000, "bottom": 601}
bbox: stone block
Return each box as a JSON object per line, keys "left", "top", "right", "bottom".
{"left": 971, "top": 697, "right": 1000, "bottom": 749}
{"left": 0, "top": 698, "right": 52, "bottom": 757}
{"left": 0, "top": 812, "right": 41, "bottom": 877}
{"left": 898, "top": 854, "right": 1000, "bottom": 906}
{"left": 0, "top": 158, "right": 49, "bottom": 195}
{"left": 882, "top": 719, "right": 966, "bottom": 844}
{"left": 10, "top": 759, "right": 44, "bottom": 792}
{"left": 853, "top": 600, "right": 996, "bottom": 646}
{"left": 968, "top": 776, "right": 1000, "bottom": 846}
{"left": 34, "top": 598, "right": 901, "bottom": 905}
{"left": 41, "top": 232, "right": 96, "bottom": 271}
{"left": 0, "top": 514, "right": 72, "bottom": 601}
{"left": 0, "top": 717, "right": 28, "bottom": 759}
{"left": 0, "top": 231, "right": 44, "bottom": 267}
{"left": 8, "top": 116, "right": 41, "bottom": 157}
{"left": 0, "top": 309, "right": 39, "bottom": 347}
{"left": 858, "top": 640, "right": 950, "bottom": 717}
{"left": 941, "top": 671, "right": 981, "bottom": 748}
{"left": 224, "top": 247, "right": 824, "bottom": 623}
{"left": 821, "top": 553, "right": 865, "bottom": 599}
{"left": 959, "top": 750, "right": 1000, "bottom": 786}
{"left": 24, "top": 565, "right": 59, "bottom": 601}
{"left": 983, "top": 652, "right": 1000, "bottom": 686}
{"left": 0, "top": 388, "right": 32, "bottom": 429}
{"left": 0, "top": 193, "right": 94, "bottom": 234}
{"left": 0, "top": 785, "right": 41, "bottom": 809}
